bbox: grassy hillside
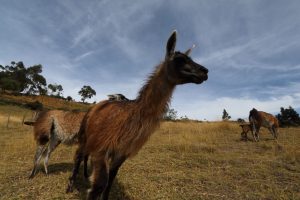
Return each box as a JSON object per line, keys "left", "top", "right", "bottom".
{"left": 0, "top": 93, "right": 91, "bottom": 111}
{"left": 0, "top": 104, "right": 299, "bottom": 199}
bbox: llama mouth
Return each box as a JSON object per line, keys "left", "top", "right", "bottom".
{"left": 182, "top": 70, "right": 208, "bottom": 83}
{"left": 192, "top": 73, "right": 208, "bottom": 84}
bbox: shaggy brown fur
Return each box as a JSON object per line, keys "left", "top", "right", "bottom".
{"left": 28, "top": 110, "right": 86, "bottom": 178}
{"left": 66, "top": 31, "right": 208, "bottom": 200}
{"left": 249, "top": 108, "right": 279, "bottom": 142}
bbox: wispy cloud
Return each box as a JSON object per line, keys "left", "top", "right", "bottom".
{"left": 72, "top": 25, "right": 93, "bottom": 47}
{"left": 74, "top": 51, "right": 94, "bottom": 62}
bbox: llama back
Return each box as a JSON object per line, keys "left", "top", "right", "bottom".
{"left": 259, "top": 111, "right": 278, "bottom": 128}
{"left": 33, "top": 110, "right": 86, "bottom": 145}
{"left": 51, "top": 110, "right": 86, "bottom": 144}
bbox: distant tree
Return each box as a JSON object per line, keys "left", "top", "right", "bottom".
{"left": 48, "top": 83, "right": 63, "bottom": 97}
{"left": 66, "top": 96, "right": 73, "bottom": 102}
{"left": 237, "top": 118, "right": 245, "bottom": 123}
{"left": 276, "top": 106, "right": 300, "bottom": 127}
{"left": 78, "top": 85, "right": 96, "bottom": 102}
{"left": 25, "top": 64, "right": 47, "bottom": 95}
{"left": 0, "top": 61, "right": 47, "bottom": 94}
{"left": 222, "top": 109, "right": 231, "bottom": 121}
{"left": 163, "top": 108, "right": 177, "bottom": 121}
{"left": 180, "top": 115, "right": 189, "bottom": 121}
{"left": 0, "top": 77, "right": 20, "bottom": 92}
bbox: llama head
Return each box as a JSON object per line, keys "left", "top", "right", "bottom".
{"left": 164, "top": 31, "right": 208, "bottom": 85}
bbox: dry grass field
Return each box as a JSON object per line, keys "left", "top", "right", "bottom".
{"left": 0, "top": 104, "right": 299, "bottom": 200}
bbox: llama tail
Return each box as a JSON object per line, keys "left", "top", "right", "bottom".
{"left": 34, "top": 114, "right": 54, "bottom": 146}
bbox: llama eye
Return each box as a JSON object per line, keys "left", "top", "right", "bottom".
{"left": 174, "top": 56, "right": 186, "bottom": 64}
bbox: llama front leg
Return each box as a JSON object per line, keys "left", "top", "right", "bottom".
{"left": 251, "top": 123, "right": 259, "bottom": 142}
{"left": 29, "top": 145, "right": 47, "bottom": 179}
{"left": 83, "top": 154, "right": 89, "bottom": 179}
{"left": 66, "top": 147, "right": 84, "bottom": 193}
{"left": 255, "top": 127, "right": 260, "bottom": 141}
{"left": 102, "top": 156, "right": 126, "bottom": 200}
{"left": 87, "top": 158, "right": 109, "bottom": 200}
{"left": 43, "top": 138, "right": 61, "bottom": 175}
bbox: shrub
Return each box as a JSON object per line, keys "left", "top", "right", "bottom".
{"left": 25, "top": 100, "right": 43, "bottom": 110}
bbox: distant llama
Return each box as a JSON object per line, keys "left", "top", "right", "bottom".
{"left": 27, "top": 110, "right": 87, "bottom": 178}
{"left": 249, "top": 108, "right": 279, "bottom": 141}
{"left": 107, "top": 94, "right": 129, "bottom": 101}
{"left": 239, "top": 123, "right": 252, "bottom": 140}
{"left": 66, "top": 31, "right": 208, "bottom": 200}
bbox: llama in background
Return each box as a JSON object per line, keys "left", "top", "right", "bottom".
{"left": 27, "top": 110, "right": 86, "bottom": 178}
{"left": 66, "top": 31, "right": 208, "bottom": 200}
{"left": 239, "top": 123, "right": 252, "bottom": 140}
{"left": 249, "top": 108, "right": 279, "bottom": 142}
{"left": 107, "top": 94, "right": 129, "bottom": 101}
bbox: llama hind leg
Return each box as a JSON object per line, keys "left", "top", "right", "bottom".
{"left": 87, "top": 158, "right": 109, "bottom": 200}
{"left": 29, "top": 145, "right": 47, "bottom": 179}
{"left": 271, "top": 126, "right": 278, "bottom": 139}
{"left": 43, "top": 138, "right": 61, "bottom": 175}
{"left": 268, "top": 127, "right": 274, "bottom": 138}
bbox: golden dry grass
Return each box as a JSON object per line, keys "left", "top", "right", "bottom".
{"left": 0, "top": 105, "right": 299, "bottom": 200}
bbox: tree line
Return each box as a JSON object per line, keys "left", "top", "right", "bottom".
{"left": 0, "top": 61, "right": 96, "bottom": 102}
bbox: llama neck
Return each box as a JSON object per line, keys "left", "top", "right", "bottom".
{"left": 136, "top": 63, "right": 175, "bottom": 119}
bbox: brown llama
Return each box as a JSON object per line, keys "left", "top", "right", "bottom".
{"left": 27, "top": 110, "right": 87, "bottom": 178}
{"left": 239, "top": 123, "right": 252, "bottom": 140}
{"left": 66, "top": 31, "right": 208, "bottom": 200}
{"left": 249, "top": 108, "right": 279, "bottom": 142}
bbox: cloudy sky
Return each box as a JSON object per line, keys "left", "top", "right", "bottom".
{"left": 1, "top": 0, "right": 300, "bottom": 120}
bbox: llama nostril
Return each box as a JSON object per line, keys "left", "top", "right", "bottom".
{"left": 202, "top": 67, "right": 208, "bottom": 73}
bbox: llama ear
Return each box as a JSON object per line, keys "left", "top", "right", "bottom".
{"left": 165, "top": 30, "right": 177, "bottom": 59}
{"left": 184, "top": 44, "right": 196, "bottom": 56}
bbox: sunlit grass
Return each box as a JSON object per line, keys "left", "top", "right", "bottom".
{"left": 0, "top": 105, "right": 299, "bottom": 199}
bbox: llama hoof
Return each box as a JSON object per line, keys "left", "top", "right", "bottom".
{"left": 66, "top": 180, "right": 74, "bottom": 193}
{"left": 28, "top": 172, "right": 35, "bottom": 179}
{"left": 66, "top": 185, "right": 73, "bottom": 193}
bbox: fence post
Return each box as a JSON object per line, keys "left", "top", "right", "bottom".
{"left": 6, "top": 114, "right": 10, "bottom": 129}
{"left": 22, "top": 113, "right": 26, "bottom": 125}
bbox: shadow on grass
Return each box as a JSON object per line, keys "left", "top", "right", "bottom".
{"left": 73, "top": 177, "right": 132, "bottom": 200}
{"left": 238, "top": 136, "right": 276, "bottom": 142}
{"left": 48, "top": 163, "right": 132, "bottom": 200}
{"left": 47, "top": 162, "right": 74, "bottom": 174}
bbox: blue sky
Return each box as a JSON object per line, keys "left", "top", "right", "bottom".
{"left": 1, "top": 0, "right": 300, "bottom": 120}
